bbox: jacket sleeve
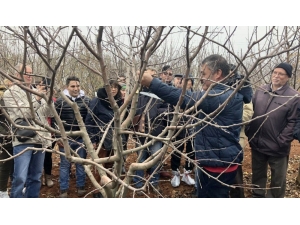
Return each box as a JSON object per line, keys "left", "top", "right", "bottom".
{"left": 278, "top": 98, "right": 300, "bottom": 146}
{"left": 3, "top": 85, "right": 47, "bottom": 121}
{"left": 293, "top": 105, "right": 300, "bottom": 142}
{"left": 85, "top": 98, "right": 99, "bottom": 144}
{"left": 149, "top": 78, "right": 203, "bottom": 110}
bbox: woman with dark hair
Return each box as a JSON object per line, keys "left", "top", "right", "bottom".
{"left": 86, "top": 80, "right": 123, "bottom": 162}
{"left": 85, "top": 80, "right": 123, "bottom": 197}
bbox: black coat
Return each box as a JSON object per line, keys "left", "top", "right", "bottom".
{"left": 54, "top": 95, "right": 90, "bottom": 135}
{"left": 85, "top": 87, "right": 123, "bottom": 148}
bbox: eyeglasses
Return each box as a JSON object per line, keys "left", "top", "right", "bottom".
{"left": 24, "top": 73, "right": 33, "bottom": 76}
{"left": 163, "top": 71, "right": 173, "bottom": 76}
{"left": 272, "top": 71, "right": 287, "bottom": 77}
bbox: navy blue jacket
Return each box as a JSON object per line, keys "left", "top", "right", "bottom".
{"left": 149, "top": 78, "right": 253, "bottom": 167}
{"left": 85, "top": 87, "right": 123, "bottom": 147}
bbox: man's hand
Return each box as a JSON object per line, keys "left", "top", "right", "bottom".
{"left": 141, "top": 70, "right": 154, "bottom": 88}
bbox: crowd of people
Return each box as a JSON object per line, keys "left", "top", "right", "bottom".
{"left": 0, "top": 55, "right": 300, "bottom": 198}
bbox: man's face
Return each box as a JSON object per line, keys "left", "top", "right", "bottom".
{"left": 120, "top": 89, "right": 126, "bottom": 99}
{"left": 200, "top": 64, "right": 218, "bottom": 91}
{"left": 165, "top": 69, "right": 173, "bottom": 83}
{"left": 173, "top": 77, "right": 182, "bottom": 88}
{"left": 186, "top": 80, "right": 193, "bottom": 90}
{"left": 272, "top": 68, "right": 289, "bottom": 88}
{"left": 67, "top": 80, "right": 80, "bottom": 97}
{"left": 160, "top": 69, "right": 173, "bottom": 83}
{"left": 17, "top": 66, "right": 33, "bottom": 85}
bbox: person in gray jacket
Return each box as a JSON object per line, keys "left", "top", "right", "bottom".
{"left": 246, "top": 62, "right": 300, "bottom": 198}
{"left": 3, "top": 64, "right": 52, "bottom": 198}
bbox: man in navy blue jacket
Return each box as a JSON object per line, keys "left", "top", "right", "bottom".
{"left": 141, "top": 54, "right": 252, "bottom": 197}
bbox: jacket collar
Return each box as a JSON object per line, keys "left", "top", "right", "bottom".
{"left": 63, "top": 89, "right": 85, "bottom": 100}
{"left": 266, "top": 82, "right": 289, "bottom": 95}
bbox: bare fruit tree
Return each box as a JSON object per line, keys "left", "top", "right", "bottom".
{"left": 1, "top": 26, "right": 300, "bottom": 197}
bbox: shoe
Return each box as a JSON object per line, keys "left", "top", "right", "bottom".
{"left": 22, "top": 187, "right": 26, "bottom": 196}
{"left": 171, "top": 170, "right": 181, "bottom": 187}
{"left": 59, "top": 189, "right": 68, "bottom": 198}
{"left": 181, "top": 168, "right": 195, "bottom": 185}
{"left": 134, "top": 184, "right": 144, "bottom": 196}
{"left": 93, "top": 192, "right": 103, "bottom": 198}
{"left": 191, "top": 188, "right": 197, "bottom": 198}
{"left": 0, "top": 191, "right": 9, "bottom": 198}
{"left": 296, "top": 174, "right": 300, "bottom": 186}
{"left": 42, "top": 173, "right": 46, "bottom": 186}
{"left": 45, "top": 174, "right": 54, "bottom": 188}
{"left": 77, "top": 187, "right": 86, "bottom": 197}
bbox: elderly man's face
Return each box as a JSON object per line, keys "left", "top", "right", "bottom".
{"left": 17, "top": 66, "right": 33, "bottom": 85}
{"left": 173, "top": 77, "right": 182, "bottom": 88}
{"left": 272, "top": 68, "right": 289, "bottom": 89}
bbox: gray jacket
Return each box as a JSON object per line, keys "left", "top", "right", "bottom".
{"left": 3, "top": 84, "right": 52, "bottom": 147}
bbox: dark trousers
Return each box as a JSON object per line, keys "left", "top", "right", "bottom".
{"left": 196, "top": 167, "right": 237, "bottom": 198}
{"left": 123, "top": 133, "right": 129, "bottom": 151}
{"left": 229, "top": 165, "right": 245, "bottom": 198}
{"left": 43, "top": 141, "right": 56, "bottom": 175}
{"left": 171, "top": 139, "right": 195, "bottom": 171}
{"left": 0, "top": 142, "right": 14, "bottom": 191}
{"left": 44, "top": 151, "right": 52, "bottom": 175}
{"left": 251, "top": 149, "right": 288, "bottom": 198}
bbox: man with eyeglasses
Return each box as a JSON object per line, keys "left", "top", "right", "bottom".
{"left": 246, "top": 62, "right": 300, "bottom": 198}
{"left": 3, "top": 64, "right": 52, "bottom": 198}
{"left": 160, "top": 65, "right": 173, "bottom": 85}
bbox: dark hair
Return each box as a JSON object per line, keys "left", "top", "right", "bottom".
{"left": 201, "top": 54, "right": 229, "bottom": 77}
{"left": 162, "top": 65, "right": 172, "bottom": 72}
{"left": 227, "top": 63, "right": 249, "bottom": 87}
{"left": 108, "top": 79, "right": 122, "bottom": 99}
{"left": 109, "top": 79, "right": 121, "bottom": 90}
{"left": 66, "top": 76, "right": 80, "bottom": 86}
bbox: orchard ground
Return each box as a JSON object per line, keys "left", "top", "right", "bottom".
{"left": 26, "top": 139, "right": 300, "bottom": 198}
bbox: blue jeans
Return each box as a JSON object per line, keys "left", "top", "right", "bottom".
{"left": 10, "top": 144, "right": 45, "bottom": 198}
{"left": 196, "top": 167, "right": 237, "bottom": 198}
{"left": 59, "top": 138, "right": 87, "bottom": 191}
{"left": 133, "top": 141, "right": 162, "bottom": 188}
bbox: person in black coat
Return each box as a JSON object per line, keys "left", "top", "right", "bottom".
{"left": 54, "top": 76, "right": 90, "bottom": 198}
{"left": 85, "top": 80, "right": 123, "bottom": 157}
{"left": 85, "top": 79, "right": 123, "bottom": 198}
